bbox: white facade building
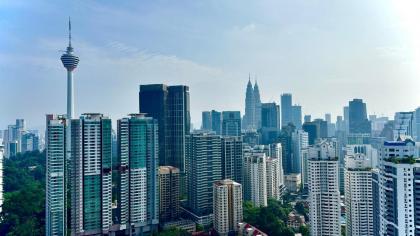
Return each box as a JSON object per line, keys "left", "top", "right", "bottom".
{"left": 266, "top": 157, "right": 281, "bottom": 200}
{"left": 345, "top": 153, "right": 374, "bottom": 236}
{"left": 378, "top": 137, "right": 420, "bottom": 236}
{"left": 213, "top": 179, "right": 243, "bottom": 236}
{"left": 308, "top": 139, "right": 340, "bottom": 236}
{"left": 243, "top": 149, "right": 267, "bottom": 207}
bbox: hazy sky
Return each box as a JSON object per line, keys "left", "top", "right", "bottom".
{"left": 1, "top": 0, "right": 420, "bottom": 131}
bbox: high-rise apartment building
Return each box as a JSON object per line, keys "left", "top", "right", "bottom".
{"left": 378, "top": 137, "right": 420, "bottom": 236}
{"left": 159, "top": 166, "right": 180, "bottom": 223}
{"left": 116, "top": 114, "right": 159, "bottom": 234}
{"left": 213, "top": 179, "right": 243, "bottom": 236}
{"left": 185, "top": 133, "right": 222, "bottom": 223}
{"left": 345, "top": 153, "right": 374, "bottom": 236}
{"left": 308, "top": 140, "right": 340, "bottom": 236}
{"left": 69, "top": 113, "right": 112, "bottom": 235}
{"left": 266, "top": 157, "right": 282, "bottom": 200}
{"left": 139, "top": 84, "right": 190, "bottom": 172}
{"left": 222, "top": 111, "right": 241, "bottom": 136}
{"left": 260, "top": 102, "right": 280, "bottom": 144}
{"left": 292, "top": 130, "right": 308, "bottom": 175}
{"left": 45, "top": 115, "right": 67, "bottom": 236}
{"left": 221, "top": 136, "right": 243, "bottom": 184}
{"left": 243, "top": 148, "right": 267, "bottom": 207}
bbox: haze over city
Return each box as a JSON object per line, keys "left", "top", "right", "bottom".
{"left": 2, "top": 0, "right": 420, "bottom": 130}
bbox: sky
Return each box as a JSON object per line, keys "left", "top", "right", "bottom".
{"left": 1, "top": 0, "right": 420, "bottom": 131}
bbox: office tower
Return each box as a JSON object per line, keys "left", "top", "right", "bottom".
{"left": 292, "top": 130, "right": 308, "bottom": 174}
{"left": 308, "top": 140, "right": 340, "bottom": 236}
{"left": 185, "top": 133, "right": 222, "bottom": 223}
{"left": 201, "top": 111, "right": 212, "bottom": 130}
{"left": 139, "top": 84, "right": 190, "bottom": 172}
{"left": 243, "top": 78, "right": 255, "bottom": 131}
{"left": 260, "top": 102, "right": 280, "bottom": 144}
{"left": 159, "top": 166, "right": 180, "bottom": 223}
{"left": 281, "top": 93, "right": 292, "bottom": 127}
{"left": 344, "top": 106, "right": 349, "bottom": 133}
{"left": 302, "top": 119, "right": 328, "bottom": 145}
{"left": 266, "top": 157, "right": 281, "bottom": 200}
{"left": 213, "top": 180, "right": 243, "bottom": 236}
{"left": 221, "top": 136, "right": 243, "bottom": 183}
{"left": 349, "top": 99, "right": 371, "bottom": 134}
{"left": 45, "top": 115, "right": 67, "bottom": 236}
{"left": 69, "top": 113, "right": 112, "bottom": 235}
{"left": 279, "top": 124, "right": 295, "bottom": 175}
{"left": 243, "top": 130, "right": 260, "bottom": 146}
{"left": 4, "top": 119, "right": 26, "bottom": 157}
{"left": 60, "top": 20, "right": 79, "bottom": 119}
{"left": 243, "top": 148, "right": 267, "bottom": 207}
{"left": 345, "top": 153, "right": 374, "bottom": 236}
{"left": 222, "top": 111, "right": 241, "bottom": 136}
{"left": 291, "top": 105, "right": 302, "bottom": 129}
{"left": 378, "top": 137, "right": 420, "bottom": 236}
{"left": 325, "top": 113, "right": 335, "bottom": 137}
{"left": 211, "top": 110, "right": 222, "bottom": 135}
{"left": 254, "top": 81, "right": 262, "bottom": 129}
{"left": 393, "top": 111, "right": 415, "bottom": 140}
{"left": 336, "top": 115, "right": 345, "bottom": 132}
{"left": 116, "top": 114, "right": 159, "bottom": 234}
{"left": 21, "top": 132, "right": 39, "bottom": 152}
{"left": 304, "top": 115, "right": 311, "bottom": 123}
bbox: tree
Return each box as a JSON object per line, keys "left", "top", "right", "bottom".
{"left": 0, "top": 151, "right": 46, "bottom": 235}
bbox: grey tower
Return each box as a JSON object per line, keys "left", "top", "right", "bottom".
{"left": 60, "top": 18, "right": 79, "bottom": 119}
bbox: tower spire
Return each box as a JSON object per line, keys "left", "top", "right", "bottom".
{"left": 68, "top": 17, "right": 72, "bottom": 48}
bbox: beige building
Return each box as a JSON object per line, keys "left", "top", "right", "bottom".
{"left": 284, "top": 173, "right": 301, "bottom": 193}
{"left": 213, "top": 179, "right": 243, "bottom": 236}
{"left": 159, "top": 166, "right": 180, "bottom": 223}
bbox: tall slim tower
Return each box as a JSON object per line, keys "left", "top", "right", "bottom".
{"left": 61, "top": 18, "right": 79, "bottom": 119}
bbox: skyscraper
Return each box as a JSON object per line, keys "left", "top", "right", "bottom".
{"left": 185, "top": 133, "right": 222, "bottom": 224}
{"left": 254, "top": 81, "right": 262, "bottom": 129}
{"left": 291, "top": 105, "right": 302, "bottom": 129}
{"left": 116, "top": 114, "right": 159, "bottom": 234}
{"left": 243, "top": 78, "right": 255, "bottom": 131}
{"left": 308, "top": 140, "right": 340, "bottom": 236}
{"left": 243, "top": 148, "right": 267, "bottom": 207}
{"left": 260, "top": 102, "right": 280, "bottom": 144}
{"left": 279, "top": 124, "right": 295, "bottom": 174}
{"left": 266, "top": 157, "right": 282, "bottom": 200}
{"left": 21, "top": 132, "right": 39, "bottom": 152}
{"left": 243, "top": 77, "right": 261, "bottom": 131}
{"left": 345, "top": 153, "right": 374, "bottom": 236}
{"left": 213, "top": 179, "right": 243, "bottom": 236}
{"left": 139, "top": 84, "right": 190, "bottom": 172}
{"left": 201, "top": 111, "right": 212, "bottom": 130}
{"left": 211, "top": 110, "right": 222, "bottom": 135}
{"left": 221, "top": 136, "right": 243, "bottom": 183}
{"left": 222, "top": 111, "right": 241, "bottom": 136}
{"left": 292, "top": 129, "right": 309, "bottom": 175}
{"left": 349, "top": 99, "right": 371, "bottom": 134}
{"left": 69, "top": 113, "right": 112, "bottom": 235}
{"left": 281, "top": 93, "right": 293, "bottom": 128}
{"left": 159, "top": 166, "right": 180, "bottom": 223}
{"left": 46, "top": 114, "right": 67, "bottom": 236}
{"left": 378, "top": 137, "right": 420, "bottom": 236}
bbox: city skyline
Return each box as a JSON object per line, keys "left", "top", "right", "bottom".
{"left": 2, "top": 1, "right": 420, "bottom": 130}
